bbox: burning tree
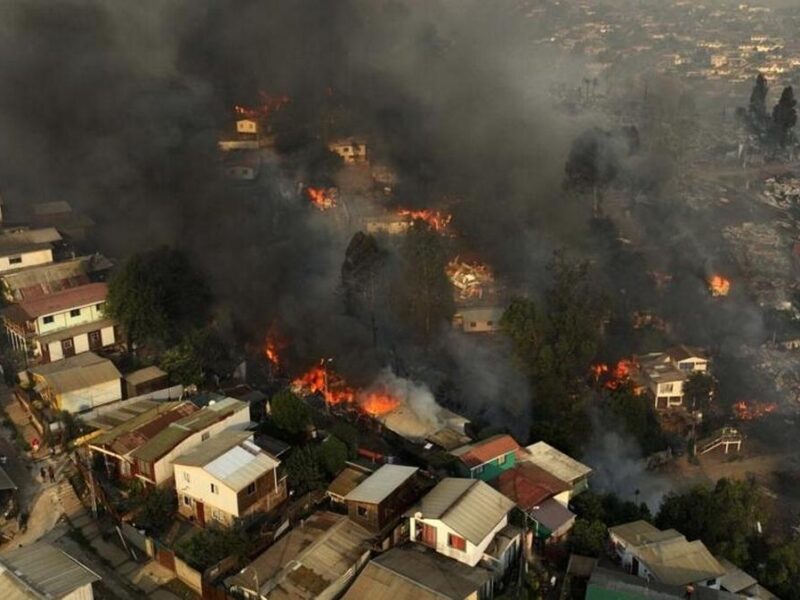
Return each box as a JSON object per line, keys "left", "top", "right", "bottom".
{"left": 233, "top": 90, "right": 290, "bottom": 121}
{"left": 397, "top": 209, "right": 452, "bottom": 234}
{"left": 707, "top": 274, "right": 731, "bottom": 297}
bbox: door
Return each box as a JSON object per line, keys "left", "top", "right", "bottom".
{"left": 88, "top": 330, "right": 102, "bottom": 351}
{"left": 196, "top": 501, "right": 205, "bottom": 526}
{"left": 419, "top": 522, "right": 437, "bottom": 548}
{"left": 61, "top": 338, "right": 76, "bottom": 358}
{"left": 632, "top": 557, "right": 640, "bottom": 576}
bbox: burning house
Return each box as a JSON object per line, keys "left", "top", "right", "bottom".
{"left": 328, "top": 137, "right": 368, "bottom": 165}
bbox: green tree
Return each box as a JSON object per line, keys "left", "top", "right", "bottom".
{"left": 501, "top": 252, "right": 608, "bottom": 454}
{"left": 330, "top": 422, "right": 358, "bottom": 458}
{"left": 572, "top": 490, "right": 651, "bottom": 527}
{"left": 568, "top": 519, "right": 607, "bottom": 557}
{"left": 105, "top": 247, "right": 211, "bottom": 350}
{"left": 159, "top": 328, "right": 232, "bottom": 386}
{"left": 285, "top": 446, "right": 325, "bottom": 495}
{"left": 772, "top": 86, "right": 797, "bottom": 147}
{"left": 132, "top": 487, "right": 176, "bottom": 535}
{"left": 270, "top": 390, "right": 311, "bottom": 437}
{"left": 319, "top": 435, "right": 348, "bottom": 476}
{"left": 606, "top": 385, "right": 665, "bottom": 454}
{"left": 175, "top": 522, "right": 254, "bottom": 571}
{"left": 748, "top": 73, "right": 769, "bottom": 131}
{"left": 683, "top": 372, "right": 714, "bottom": 412}
{"left": 763, "top": 539, "right": 800, "bottom": 600}
{"left": 392, "top": 223, "right": 454, "bottom": 340}
{"left": 656, "top": 477, "right": 767, "bottom": 565}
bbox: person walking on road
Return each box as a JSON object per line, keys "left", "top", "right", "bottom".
{"left": 47, "top": 465, "right": 54, "bottom": 483}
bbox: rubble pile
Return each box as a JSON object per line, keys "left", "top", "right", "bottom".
{"left": 445, "top": 258, "right": 495, "bottom": 301}
{"left": 761, "top": 177, "right": 800, "bottom": 211}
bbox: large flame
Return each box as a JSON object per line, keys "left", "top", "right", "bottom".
{"left": 446, "top": 258, "right": 494, "bottom": 300}
{"left": 359, "top": 391, "right": 400, "bottom": 416}
{"left": 292, "top": 363, "right": 355, "bottom": 406}
{"left": 708, "top": 274, "right": 731, "bottom": 297}
{"left": 307, "top": 186, "right": 337, "bottom": 211}
{"left": 397, "top": 209, "right": 452, "bottom": 233}
{"left": 291, "top": 361, "right": 402, "bottom": 417}
{"left": 591, "top": 358, "right": 637, "bottom": 390}
{"left": 733, "top": 400, "right": 777, "bottom": 420}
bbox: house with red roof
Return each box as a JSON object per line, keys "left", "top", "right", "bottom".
{"left": 2, "top": 282, "right": 118, "bottom": 364}
{"left": 449, "top": 434, "right": 523, "bottom": 482}
{"left": 494, "top": 462, "right": 576, "bottom": 544}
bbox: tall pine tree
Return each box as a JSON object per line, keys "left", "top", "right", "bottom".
{"left": 772, "top": 86, "right": 798, "bottom": 147}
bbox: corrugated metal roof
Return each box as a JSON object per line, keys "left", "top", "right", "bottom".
{"left": 344, "top": 464, "right": 418, "bottom": 504}
{"left": 31, "top": 352, "right": 121, "bottom": 395}
{"left": 407, "top": 478, "right": 515, "bottom": 545}
{"left": 531, "top": 497, "right": 575, "bottom": 534}
{"left": 609, "top": 521, "right": 725, "bottom": 587}
{"left": 0, "top": 227, "right": 61, "bottom": 257}
{"left": 227, "top": 512, "right": 372, "bottom": 600}
{"left": 718, "top": 558, "right": 757, "bottom": 593}
{"left": 450, "top": 434, "right": 521, "bottom": 468}
{"left": 90, "top": 401, "right": 198, "bottom": 455}
{"left": 327, "top": 466, "right": 370, "bottom": 499}
{"left": 124, "top": 366, "right": 167, "bottom": 386}
{"left": 495, "top": 463, "right": 570, "bottom": 510}
{"left": 524, "top": 441, "right": 592, "bottom": 483}
{"left": 8, "top": 282, "right": 107, "bottom": 320}
{"left": 130, "top": 398, "right": 248, "bottom": 463}
{"left": 0, "top": 541, "right": 100, "bottom": 598}
{"left": 342, "top": 545, "right": 492, "bottom": 600}
{"left": 175, "top": 431, "right": 278, "bottom": 492}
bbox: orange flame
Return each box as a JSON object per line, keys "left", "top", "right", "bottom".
{"left": 445, "top": 258, "right": 494, "bottom": 300}
{"left": 234, "top": 91, "right": 290, "bottom": 120}
{"left": 591, "top": 359, "right": 637, "bottom": 390}
{"left": 291, "top": 361, "right": 402, "bottom": 417}
{"left": 265, "top": 340, "right": 280, "bottom": 366}
{"left": 359, "top": 391, "right": 400, "bottom": 416}
{"left": 292, "top": 363, "right": 355, "bottom": 405}
{"left": 307, "top": 186, "right": 337, "bottom": 211}
{"left": 397, "top": 209, "right": 452, "bottom": 233}
{"left": 733, "top": 400, "right": 777, "bottom": 420}
{"left": 708, "top": 275, "right": 731, "bottom": 297}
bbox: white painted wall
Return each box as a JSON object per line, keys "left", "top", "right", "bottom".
{"left": 150, "top": 407, "right": 250, "bottom": 485}
{"left": 74, "top": 334, "right": 90, "bottom": 354}
{"left": 100, "top": 325, "right": 115, "bottom": 346}
{"left": 409, "top": 514, "right": 508, "bottom": 567}
{"left": 48, "top": 341, "right": 64, "bottom": 362}
{"left": 36, "top": 302, "right": 106, "bottom": 334}
{"left": 0, "top": 248, "right": 53, "bottom": 273}
{"left": 62, "top": 583, "right": 95, "bottom": 600}
{"left": 59, "top": 378, "right": 122, "bottom": 413}
{"left": 175, "top": 464, "right": 239, "bottom": 518}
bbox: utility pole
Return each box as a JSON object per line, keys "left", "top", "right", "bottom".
{"left": 82, "top": 449, "right": 97, "bottom": 519}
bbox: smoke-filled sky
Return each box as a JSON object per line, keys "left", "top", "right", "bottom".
{"left": 0, "top": 1, "right": 783, "bottom": 498}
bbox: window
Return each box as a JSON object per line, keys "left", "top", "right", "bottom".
{"left": 357, "top": 506, "right": 368, "bottom": 517}
{"left": 469, "top": 322, "right": 477, "bottom": 328}
{"left": 70, "top": 308, "right": 81, "bottom": 317}
{"left": 201, "top": 432, "right": 210, "bottom": 442}
{"left": 497, "top": 453, "right": 507, "bottom": 465}
{"left": 183, "top": 472, "right": 190, "bottom": 483}
{"left": 183, "top": 495, "right": 191, "bottom": 506}
{"left": 210, "top": 483, "right": 218, "bottom": 494}
{"left": 62, "top": 339, "right": 73, "bottom": 350}
{"left": 473, "top": 465, "right": 483, "bottom": 475}
{"left": 246, "top": 482, "right": 256, "bottom": 495}
{"left": 486, "top": 321, "right": 493, "bottom": 327}
{"left": 8, "top": 256, "right": 22, "bottom": 265}
{"left": 448, "top": 533, "right": 466, "bottom": 551}
{"left": 96, "top": 302, "right": 105, "bottom": 312}
{"left": 212, "top": 510, "right": 223, "bottom": 521}
{"left": 661, "top": 383, "right": 674, "bottom": 393}
{"left": 43, "top": 315, "right": 55, "bottom": 324}
{"left": 679, "top": 362, "right": 693, "bottom": 371}
{"left": 89, "top": 331, "right": 101, "bottom": 345}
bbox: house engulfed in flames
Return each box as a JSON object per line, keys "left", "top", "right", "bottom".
{"left": 708, "top": 274, "right": 731, "bottom": 297}
{"left": 594, "top": 345, "right": 711, "bottom": 411}
{"left": 446, "top": 258, "right": 495, "bottom": 301}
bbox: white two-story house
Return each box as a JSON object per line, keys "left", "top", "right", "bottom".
{"left": 406, "top": 478, "right": 520, "bottom": 582}
{"left": 3, "top": 282, "right": 117, "bottom": 364}
{"left": 173, "top": 430, "right": 287, "bottom": 528}
{"left": 633, "top": 346, "right": 710, "bottom": 410}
